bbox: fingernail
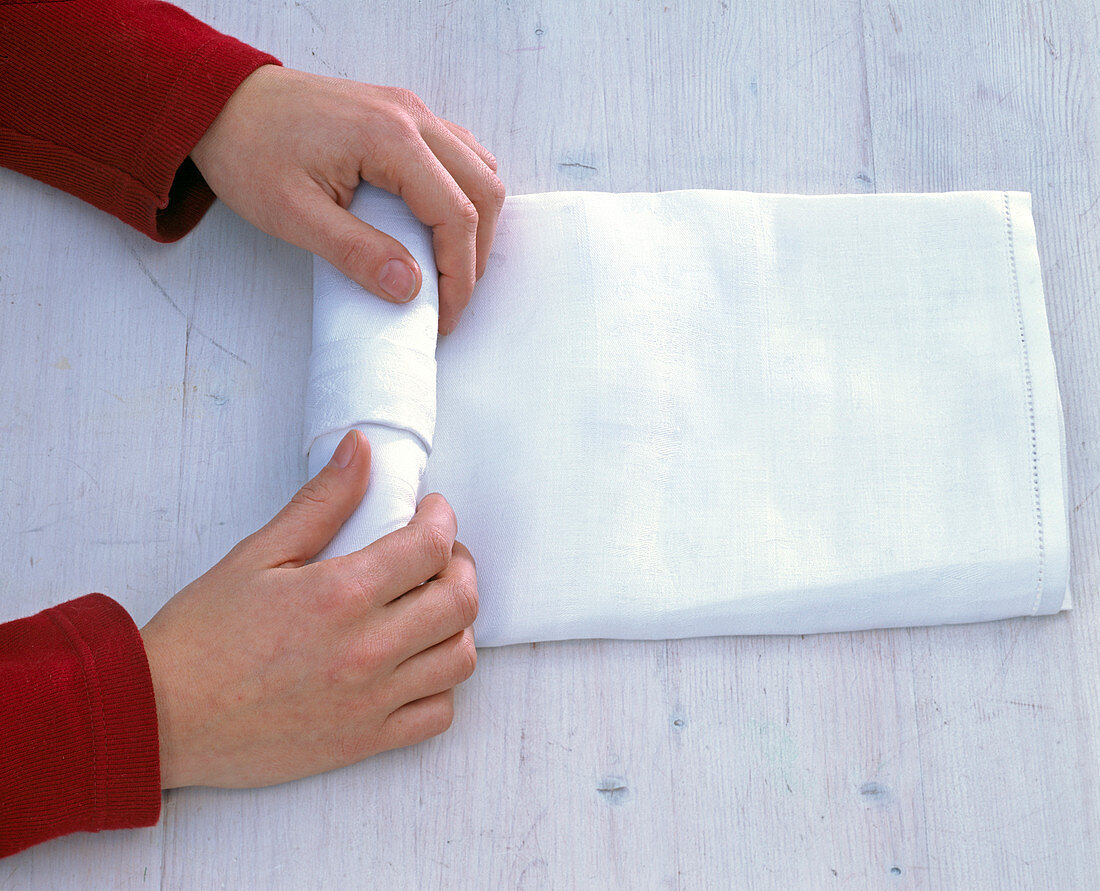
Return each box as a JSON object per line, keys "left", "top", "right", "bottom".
{"left": 380, "top": 259, "right": 416, "bottom": 302}
{"left": 439, "top": 316, "right": 457, "bottom": 336}
{"left": 329, "top": 430, "right": 358, "bottom": 468}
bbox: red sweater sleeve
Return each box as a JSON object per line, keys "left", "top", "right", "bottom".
{"left": 0, "top": 0, "right": 280, "bottom": 242}
{"left": 0, "top": 594, "right": 161, "bottom": 858}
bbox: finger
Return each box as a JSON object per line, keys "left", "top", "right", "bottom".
{"left": 390, "top": 628, "right": 477, "bottom": 705}
{"left": 422, "top": 122, "right": 506, "bottom": 299}
{"left": 385, "top": 541, "right": 478, "bottom": 657}
{"left": 383, "top": 141, "right": 478, "bottom": 334}
{"left": 331, "top": 492, "right": 457, "bottom": 607}
{"left": 242, "top": 429, "right": 371, "bottom": 567}
{"left": 379, "top": 689, "right": 455, "bottom": 750}
{"left": 291, "top": 188, "right": 423, "bottom": 304}
{"left": 440, "top": 118, "right": 498, "bottom": 172}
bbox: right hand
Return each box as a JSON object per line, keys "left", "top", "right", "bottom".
{"left": 140, "top": 429, "right": 478, "bottom": 789}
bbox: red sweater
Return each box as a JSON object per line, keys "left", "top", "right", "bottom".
{"left": 0, "top": 0, "right": 278, "bottom": 857}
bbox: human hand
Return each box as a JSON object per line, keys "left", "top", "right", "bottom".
{"left": 140, "top": 429, "right": 478, "bottom": 789}
{"left": 190, "top": 65, "right": 505, "bottom": 335}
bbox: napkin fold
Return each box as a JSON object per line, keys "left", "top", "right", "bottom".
{"left": 307, "top": 187, "right": 439, "bottom": 560}
{"left": 306, "top": 185, "right": 1071, "bottom": 646}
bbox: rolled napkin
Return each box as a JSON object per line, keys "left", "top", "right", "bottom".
{"left": 306, "top": 186, "right": 439, "bottom": 560}
{"left": 306, "top": 186, "right": 1072, "bottom": 646}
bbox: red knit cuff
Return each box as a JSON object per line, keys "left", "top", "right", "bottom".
{"left": 0, "top": 594, "right": 160, "bottom": 857}
{"left": 50, "top": 594, "right": 162, "bottom": 831}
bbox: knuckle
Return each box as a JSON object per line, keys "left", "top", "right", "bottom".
{"left": 390, "top": 86, "right": 427, "bottom": 116}
{"left": 375, "top": 152, "right": 408, "bottom": 191}
{"left": 386, "top": 116, "right": 422, "bottom": 146}
{"left": 313, "top": 566, "right": 351, "bottom": 613}
{"left": 452, "top": 539, "right": 474, "bottom": 561}
{"left": 453, "top": 198, "right": 479, "bottom": 233}
{"left": 455, "top": 633, "right": 478, "bottom": 680}
{"left": 337, "top": 567, "right": 382, "bottom": 611}
{"left": 467, "top": 175, "right": 505, "bottom": 227}
{"left": 225, "top": 531, "right": 260, "bottom": 562}
{"left": 431, "top": 700, "right": 456, "bottom": 737}
{"left": 489, "top": 176, "right": 507, "bottom": 210}
{"left": 448, "top": 574, "right": 479, "bottom": 627}
{"left": 433, "top": 493, "right": 458, "bottom": 526}
{"left": 361, "top": 104, "right": 417, "bottom": 147}
{"left": 291, "top": 477, "right": 334, "bottom": 510}
{"left": 413, "top": 521, "right": 453, "bottom": 571}
{"left": 338, "top": 236, "right": 378, "bottom": 277}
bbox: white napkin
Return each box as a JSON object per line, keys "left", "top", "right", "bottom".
{"left": 307, "top": 187, "right": 439, "bottom": 560}
{"left": 306, "top": 186, "right": 1071, "bottom": 647}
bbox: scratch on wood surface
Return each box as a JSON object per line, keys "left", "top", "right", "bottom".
{"left": 294, "top": 0, "right": 326, "bottom": 31}
{"left": 995, "top": 76, "right": 1029, "bottom": 106}
{"left": 96, "top": 386, "right": 126, "bottom": 403}
{"left": 17, "top": 506, "right": 97, "bottom": 535}
{"left": 1003, "top": 700, "right": 1053, "bottom": 712}
{"left": 127, "top": 247, "right": 251, "bottom": 366}
{"left": 127, "top": 246, "right": 185, "bottom": 317}
{"left": 1054, "top": 291, "right": 1098, "bottom": 338}
{"left": 784, "top": 32, "right": 847, "bottom": 72}
{"left": 1072, "top": 197, "right": 1100, "bottom": 267}
{"left": 988, "top": 622, "right": 1025, "bottom": 693}
{"left": 52, "top": 455, "right": 101, "bottom": 489}
{"left": 887, "top": 3, "right": 901, "bottom": 32}
{"left": 1073, "top": 479, "right": 1100, "bottom": 512}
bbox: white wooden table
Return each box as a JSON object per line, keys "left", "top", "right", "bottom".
{"left": 2, "top": 1, "right": 1098, "bottom": 886}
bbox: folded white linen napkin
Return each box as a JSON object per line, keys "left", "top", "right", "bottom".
{"left": 306, "top": 185, "right": 1071, "bottom": 647}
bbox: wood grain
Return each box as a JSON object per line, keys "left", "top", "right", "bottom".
{"left": 1, "top": 0, "right": 1097, "bottom": 886}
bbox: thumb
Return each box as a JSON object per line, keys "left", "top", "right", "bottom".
{"left": 301, "top": 191, "right": 423, "bottom": 304}
{"left": 245, "top": 430, "right": 372, "bottom": 567}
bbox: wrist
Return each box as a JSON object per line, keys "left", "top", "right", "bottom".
{"left": 140, "top": 621, "right": 191, "bottom": 788}
{"left": 190, "top": 63, "right": 282, "bottom": 181}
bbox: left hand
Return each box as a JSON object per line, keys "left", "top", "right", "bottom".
{"left": 190, "top": 65, "right": 505, "bottom": 335}
{"left": 141, "top": 429, "right": 479, "bottom": 789}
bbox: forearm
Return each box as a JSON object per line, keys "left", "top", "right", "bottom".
{"left": 0, "top": 0, "right": 278, "bottom": 241}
